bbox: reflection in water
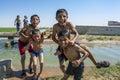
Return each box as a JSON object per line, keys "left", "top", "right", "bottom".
{"left": 0, "top": 39, "right": 120, "bottom": 67}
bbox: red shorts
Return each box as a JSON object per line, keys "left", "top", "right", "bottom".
{"left": 18, "top": 39, "right": 32, "bottom": 55}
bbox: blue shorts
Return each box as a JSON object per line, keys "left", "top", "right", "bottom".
{"left": 16, "top": 23, "right": 20, "bottom": 31}
{"left": 31, "top": 49, "right": 44, "bottom": 57}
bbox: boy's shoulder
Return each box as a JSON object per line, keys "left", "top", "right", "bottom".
{"left": 53, "top": 23, "right": 59, "bottom": 27}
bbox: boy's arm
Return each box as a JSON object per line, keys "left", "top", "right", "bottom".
{"left": 77, "top": 45, "right": 89, "bottom": 62}
{"left": 52, "top": 25, "right": 59, "bottom": 44}
{"left": 68, "top": 22, "right": 79, "bottom": 43}
{"left": 72, "top": 44, "right": 89, "bottom": 67}
{"left": 19, "top": 25, "right": 29, "bottom": 39}
{"left": 41, "top": 32, "right": 46, "bottom": 42}
{"left": 14, "top": 19, "right": 16, "bottom": 26}
{"left": 24, "top": 39, "right": 32, "bottom": 50}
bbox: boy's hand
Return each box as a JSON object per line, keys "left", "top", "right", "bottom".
{"left": 24, "top": 46, "right": 29, "bottom": 50}
{"left": 42, "top": 32, "right": 46, "bottom": 35}
{"left": 54, "top": 50, "right": 62, "bottom": 56}
{"left": 69, "top": 40, "right": 74, "bottom": 45}
{"left": 72, "top": 60, "right": 81, "bottom": 67}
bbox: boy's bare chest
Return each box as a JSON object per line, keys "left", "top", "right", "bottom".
{"left": 56, "top": 26, "right": 70, "bottom": 34}
{"left": 33, "top": 42, "right": 43, "bottom": 51}
{"left": 64, "top": 47, "right": 78, "bottom": 57}
{"left": 64, "top": 47, "right": 79, "bottom": 61}
{"left": 25, "top": 28, "right": 32, "bottom": 35}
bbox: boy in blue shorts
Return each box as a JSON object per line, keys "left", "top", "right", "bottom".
{"left": 27, "top": 29, "right": 45, "bottom": 80}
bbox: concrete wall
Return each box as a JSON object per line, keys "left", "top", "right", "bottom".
{"left": 75, "top": 25, "right": 120, "bottom": 35}
{"left": 0, "top": 59, "right": 13, "bottom": 80}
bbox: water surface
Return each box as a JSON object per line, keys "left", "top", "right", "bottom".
{"left": 0, "top": 38, "right": 120, "bottom": 68}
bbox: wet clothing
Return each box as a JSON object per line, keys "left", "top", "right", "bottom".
{"left": 31, "top": 49, "right": 44, "bottom": 57}
{"left": 18, "top": 39, "right": 32, "bottom": 55}
{"left": 66, "top": 62, "right": 84, "bottom": 80}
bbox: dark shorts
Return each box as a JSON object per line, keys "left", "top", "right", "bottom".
{"left": 57, "top": 46, "right": 68, "bottom": 63}
{"left": 16, "top": 23, "right": 20, "bottom": 31}
{"left": 66, "top": 62, "right": 84, "bottom": 79}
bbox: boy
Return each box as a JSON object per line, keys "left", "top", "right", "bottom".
{"left": 52, "top": 8, "right": 78, "bottom": 73}
{"left": 23, "top": 15, "right": 29, "bottom": 27}
{"left": 58, "top": 30, "right": 89, "bottom": 80}
{"left": 27, "top": 29, "right": 45, "bottom": 80}
{"left": 18, "top": 14, "right": 40, "bottom": 77}
{"left": 52, "top": 9, "right": 110, "bottom": 73}
{"left": 14, "top": 15, "right": 21, "bottom": 33}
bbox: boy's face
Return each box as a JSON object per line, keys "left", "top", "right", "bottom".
{"left": 58, "top": 36, "right": 69, "bottom": 48}
{"left": 56, "top": 12, "right": 68, "bottom": 26}
{"left": 31, "top": 16, "right": 40, "bottom": 27}
{"left": 24, "top": 16, "right": 27, "bottom": 19}
{"left": 32, "top": 33, "right": 41, "bottom": 42}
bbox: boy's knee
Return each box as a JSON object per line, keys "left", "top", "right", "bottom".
{"left": 21, "top": 55, "right": 25, "bottom": 60}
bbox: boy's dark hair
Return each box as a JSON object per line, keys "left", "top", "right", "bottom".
{"left": 58, "top": 30, "right": 69, "bottom": 38}
{"left": 32, "top": 29, "right": 40, "bottom": 35}
{"left": 56, "top": 9, "right": 68, "bottom": 17}
{"left": 30, "top": 14, "right": 40, "bottom": 22}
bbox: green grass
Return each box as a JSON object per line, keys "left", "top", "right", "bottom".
{"left": 42, "top": 65, "right": 120, "bottom": 80}
{"left": 0, "top": 27, "right": 49, "bottom": 32}
{"left": 0, "top": 28, "right": 16, "bottom": 32}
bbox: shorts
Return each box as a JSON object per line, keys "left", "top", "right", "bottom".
{"left": 31, "top": 49, "right": 44, "bottom": 57}
{"left": 18, "top": 39, "right": 32, "bottom": 55}
{"left": 57, "top": 46, "right": 68, "bottom": 63}
{"left": 66, "top": 62, "right": 84, "bottom": 79}
{"left": 16, "top": 23, "right": 20, "bottom": 31}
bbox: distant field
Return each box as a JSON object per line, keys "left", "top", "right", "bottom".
{"left": 0, "top": 28, "right": 16, "bottom": 32}
{"left": 0, "top": 27, "right": 120, "bottom": 41}
{"left": 0, "top": 27, "right": 49, "bottom": 32}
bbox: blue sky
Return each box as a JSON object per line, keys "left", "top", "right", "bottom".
{"left": 0, "top": 0, "right": 120, "bottom": 28}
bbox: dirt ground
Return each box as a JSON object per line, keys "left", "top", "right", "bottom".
{"left": 5, "top": 66, "right": 103, "bottom": 80}
{"left": 6, "top": 66, "right": 63, "bottom": 80}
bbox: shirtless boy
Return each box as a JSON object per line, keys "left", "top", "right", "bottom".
{"left": 58, "top": 30, "right": 89, "bottom": 80}
{"left": 52, "top": 8, "right": 78, "bottom": 73}
{"left": 27, "top": 29, "right": 44, "bottom": 80}
{"left": 14, "top": 15, "right": 21, "bottom": 32}
{"left": 18, "top": 14, "right": 40, "bottom": 77}
{"left": 52, "top": 9, "right": 110, "bottom": 73}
